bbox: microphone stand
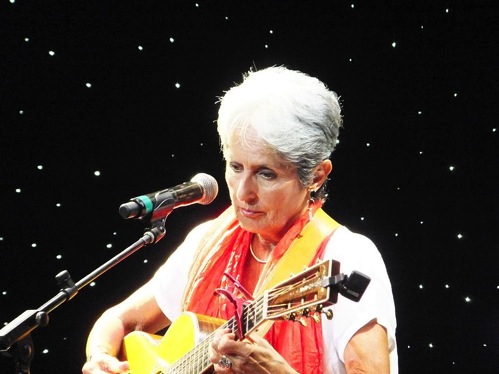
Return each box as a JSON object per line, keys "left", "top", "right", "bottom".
{"left": 0, "top": 217, "right": 167, "bottom": 374}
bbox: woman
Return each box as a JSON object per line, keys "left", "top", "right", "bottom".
{"left": 82, "top": 66, "right": 397, "bottom": 374}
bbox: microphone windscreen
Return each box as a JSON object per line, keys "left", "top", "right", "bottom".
{"left": 191, "top": 173, "right": 218, "bottom": 205}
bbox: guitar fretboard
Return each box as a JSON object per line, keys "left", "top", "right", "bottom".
{"left": 166, "top": 294, "right": 266, "bottom": 374}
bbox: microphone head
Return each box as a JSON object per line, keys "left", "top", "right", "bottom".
{"left": 191, "top": 173, "right": 219, "bottom": 205}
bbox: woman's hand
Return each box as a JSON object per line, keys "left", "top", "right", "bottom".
{"left": 210, "top": 329, "right": 298, "bottom": 374}
{"left": 81, "top": 352, "right": 130, "bottom": 374}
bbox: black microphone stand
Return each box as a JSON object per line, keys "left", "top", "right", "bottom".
{"left": 0, "top": 217, "right": 167, "bottom": 374}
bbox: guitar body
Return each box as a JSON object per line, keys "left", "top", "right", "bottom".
{"left": 123, "top": 312, "right": 225, "bottom": 374}
{"left": 121, "top": 260, "right": 348, "bottom": 374}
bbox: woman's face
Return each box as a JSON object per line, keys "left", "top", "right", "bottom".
{"left": 225, "top": 131, "right": 309, "bottom": 244}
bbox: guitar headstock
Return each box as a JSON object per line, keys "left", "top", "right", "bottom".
{"left": 263, "top": 259, "right": 340, "bottom": 324}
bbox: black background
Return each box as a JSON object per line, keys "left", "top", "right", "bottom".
{"left": 1, "top": 1, "right": 498, "bottom": 373}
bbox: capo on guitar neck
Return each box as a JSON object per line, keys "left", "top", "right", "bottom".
{"left": 214, "top": 272, "right": 254, "bottom": 340}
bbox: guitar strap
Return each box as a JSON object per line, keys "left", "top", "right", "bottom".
{"left": 251, "top": 208, "right": 340, "bottom": 337}
{"left": 255, "top": 208, "right": 340, "bottom": 294}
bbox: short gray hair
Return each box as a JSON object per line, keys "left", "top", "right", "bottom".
{"left": 217, "top": 66, "right": 342, "bottom": 198}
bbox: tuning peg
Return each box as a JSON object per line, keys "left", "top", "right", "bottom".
{"left": 311, "top": 313, "right": 321, "bottom": 323}
{"left": 323, "top": 309, "right": 334, "bottom": 320}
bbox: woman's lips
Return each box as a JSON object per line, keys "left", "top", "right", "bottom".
{"left": 239, "top": 208, "right": 263, "bottom": 218}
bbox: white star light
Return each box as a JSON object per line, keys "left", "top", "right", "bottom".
{"left": 94, "top": 170, "right": 101, "bottom": 176}
{"left": 49, "top": 50, "right": 55, "bottom": 56}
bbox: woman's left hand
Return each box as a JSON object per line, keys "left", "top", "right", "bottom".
{"left": 210, "top": 328, "right": 298, "bottom": 373}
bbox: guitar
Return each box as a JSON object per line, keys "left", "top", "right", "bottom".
{"left": 123, "top": 259, "right": 345, "bottom": 374}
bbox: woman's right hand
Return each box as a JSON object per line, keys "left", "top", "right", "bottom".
{"left": 82, "top": 352, "right": 130, "bottom": 373}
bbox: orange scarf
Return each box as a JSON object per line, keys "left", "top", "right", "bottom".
{"left": 183, "top": 205, "right": 332, "bottom": 373}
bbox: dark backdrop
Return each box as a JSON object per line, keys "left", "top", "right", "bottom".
{"left": 1, "top": 1, "right": 497, "bottom": 373}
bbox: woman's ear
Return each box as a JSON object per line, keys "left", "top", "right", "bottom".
{"left": 311, "top": 159, "right": 333, "bottom": 190}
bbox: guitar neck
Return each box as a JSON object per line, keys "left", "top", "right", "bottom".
{"left": 166, "top": 295, "right": 266, "bottom": 373}
{"left": 162, "top": 259, "right": 337, "bottom": 373}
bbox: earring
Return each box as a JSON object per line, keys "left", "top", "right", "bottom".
{"left": 308, "top": 189, "right": 317, "bottom": 220}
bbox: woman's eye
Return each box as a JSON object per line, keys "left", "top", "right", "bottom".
{"left": 259, "top": 170, "right": 276, "bottom": 180}
{"left": 230, "top": 163, "right": 242, "bottom": 172}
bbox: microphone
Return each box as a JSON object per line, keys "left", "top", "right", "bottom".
{"left": 119, "top": 173, "right": 218, "bottom": 220}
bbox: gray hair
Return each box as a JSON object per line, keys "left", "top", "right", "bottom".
{"left": 217, "top": 66, "right": 342, "bottom": 198}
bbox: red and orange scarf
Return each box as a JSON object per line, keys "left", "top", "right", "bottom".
{"left": 182, "top": 204, "right": 336, "bottom": 373}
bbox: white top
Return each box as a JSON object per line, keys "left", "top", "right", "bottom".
{"left": 153, "top": 221, "right": 398, "bottom": 374}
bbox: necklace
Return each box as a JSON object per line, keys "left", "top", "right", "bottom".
{"left": 249, "top": 243, "right": 269, "bottom": 264}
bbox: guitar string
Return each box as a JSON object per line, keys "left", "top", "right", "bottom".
{"left": 167, "top": 295, "right": 266, "bottom": 373}
{"left": 168, "top": 320, "right": 231, "bottom": 373}
{"left": 166, "top": 282, "right": 308, "bottom": 373}
{"left": 162, "top": 268, "right": 324, "bottom": 373}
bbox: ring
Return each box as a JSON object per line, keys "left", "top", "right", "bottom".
{"left": 218, "top": 354, "right": 232, "bottom": 369}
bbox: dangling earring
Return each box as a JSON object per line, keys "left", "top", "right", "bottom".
{"left": 308, "top": 189, "right": 317, "bottom": 221}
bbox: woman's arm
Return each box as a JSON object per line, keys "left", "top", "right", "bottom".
{"left": 343, "top": 320, "right": 390, "bottom": 374}
{"left": 82, "top": 280, "right": 171, "bottom": 373}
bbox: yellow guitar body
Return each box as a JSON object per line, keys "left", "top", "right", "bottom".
{"left": 123, "top": 312, "right": 225, "bottom": 374}
{"left": 122, "top": 260, "right": 341, "bottom": 373}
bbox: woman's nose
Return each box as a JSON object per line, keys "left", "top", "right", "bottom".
{"left": 236, "top": 174, "right": 257, "bottom": 202}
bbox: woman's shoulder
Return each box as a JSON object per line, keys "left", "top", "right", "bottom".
{"left": 324, "top": 226, "right": 386, "bottom": 272}
{"left": 329, "top": 226, "right": 377, "bottom": 251}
